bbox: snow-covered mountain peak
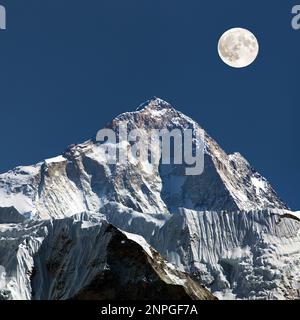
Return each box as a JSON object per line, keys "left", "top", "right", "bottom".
{"left": 0, "top": 98, "right": 289, "bottom": 221}
{"left": 0, "top": 98, "right": 299, "bottom": 300}
{"left": 110, "top": 97, "right": 185, "bottom": 131}
{"left": 136, "top": 96, "right": 173, "bottom": 111}
{"left": 104, "top": 99, "right": 287, "bottom": 212}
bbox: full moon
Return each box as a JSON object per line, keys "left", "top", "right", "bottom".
{"left": 218, "top": 28, "right": 259, "bottom": 68}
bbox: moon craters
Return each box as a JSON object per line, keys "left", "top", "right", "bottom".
{"left": 218, "top": 28, "right": 259, "bottom": 68}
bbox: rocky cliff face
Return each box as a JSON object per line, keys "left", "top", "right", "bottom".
{"left": 0, "top": 98, "right": 298, "bottom": 300}
{"left": 0, "top": 214, "right": 214, "bottom": 300}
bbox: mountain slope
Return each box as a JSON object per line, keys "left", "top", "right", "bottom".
{"left": 0, "top": 97, "right": 298, "bottom": 300}
{"left": 0, "top": 98, "right": 287, "bottom": 221}
{"left": 101, "top": 203, "right": 300, "bottom": 299}
{"left": 0, "top": 214, "right": 215, "bottom": 300}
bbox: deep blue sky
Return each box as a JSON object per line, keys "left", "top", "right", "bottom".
{"left": 0, "top": 0, "right": 299, "bottom": 209}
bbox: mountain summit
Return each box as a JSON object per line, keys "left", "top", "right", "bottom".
{"left": 0, "top": 98, "right": 287, "bottom": 220}
{"left": 0, "top": 98, "right": 299, "bottom": 300}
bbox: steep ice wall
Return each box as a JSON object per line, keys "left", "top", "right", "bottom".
{"left": 0, "top": 214, "right": 215, "bottom": 300}
{"left": 103, "top": 205, "right": 300, "bottom": 299}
